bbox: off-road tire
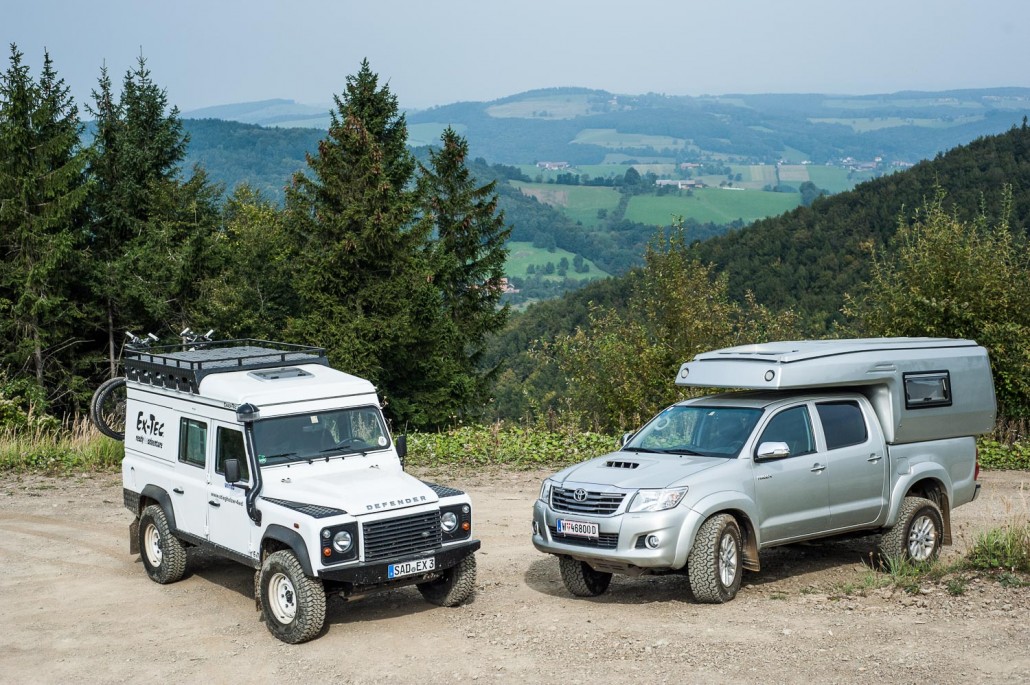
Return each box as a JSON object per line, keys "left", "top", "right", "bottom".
{"left": 418, "top": 554, "right": 477, "bottom": 607}
{"left": 558, "top": 556, "right": 612, "bottom": 597}
{"left": 878, "top": 496, "right": 944, "bottom": 564}
{"left": 688, "top": 513, "right": 743, "bottom": 603}
{"left": 90, "top": 377, "right": 127, "bottom": 441}
{"left": 259, "top": 550, "right": 326, "bottom": 644}
{"left": 138, "top": 505, "right": 187, "bottom": 584}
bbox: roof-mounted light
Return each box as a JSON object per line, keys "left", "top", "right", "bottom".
{"left": 236, "top": 403, "right": 260, "bottom": 422}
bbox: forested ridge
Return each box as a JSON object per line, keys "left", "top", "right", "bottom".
{"left": 692, "top": 121, "right": 1030, "bottom": 328}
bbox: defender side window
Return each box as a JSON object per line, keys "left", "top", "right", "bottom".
{"left": 816, "top": 401, "right": 869, "bottom": 450}
{"left": 757, "top": 406, "right": 815, "bottom": 457}
{"left": 216, "top": 427, "right": 249, "bottom": 482}
{"left": 178, "top": 418, "right": 207, "bottom": 468}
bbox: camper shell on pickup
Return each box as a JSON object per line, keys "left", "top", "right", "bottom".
{"left": 676, "top": 337, "right": 996, "bottom": 444}
{"left": 533, "top": 337, "right": 995, "bottom": 604}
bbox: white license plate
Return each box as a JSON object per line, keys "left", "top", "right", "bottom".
{"left": 556, "top": 519, "right": 599, "bottom": 538}
{"left": 388, "top": 558, "right": 435, "bottom": 579}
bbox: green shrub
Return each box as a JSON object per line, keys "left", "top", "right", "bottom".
{"left": 965, "top": 523, "right": 1030, "bottom": 573}
{"left": 976, "top": 438, "right": 1030, "bottom": 470}
{"left": 407, "top": 423, "right": 616, "bottom": 468}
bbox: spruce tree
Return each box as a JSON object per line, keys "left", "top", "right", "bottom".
{"left": 0, "top": 46, "right": 91, "bottom": 409}
{"left": 285, "top": 60, "right": 429, "bottom": 422}
{"left": 87, "top": 55, "right": 217, "bottom": 372}
{"left": 413, "top": 127, "right": 511, "bottom": 424}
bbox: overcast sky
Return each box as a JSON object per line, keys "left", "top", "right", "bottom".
{"left": 5, "top": 0, "right": 1029, "bottom": 113}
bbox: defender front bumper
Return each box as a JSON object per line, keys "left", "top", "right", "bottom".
{"left": 316, "top": 539, "right": 480, "bottom": 585}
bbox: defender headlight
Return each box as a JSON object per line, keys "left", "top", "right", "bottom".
{"left": 539, "top": 479, "right": 556, "bottom": 502}
{"left": 332, "top": 530, "right": 353, "bottom": 553}
{"left": 628, "top": 487, "right": 688, "bottom": 513}
{"left": 441, "top": 511, "right": 459, "bottom": 532}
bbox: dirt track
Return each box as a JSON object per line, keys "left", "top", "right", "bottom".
{"left": 1, "top": 468, "right": 1028, "bottom": 684}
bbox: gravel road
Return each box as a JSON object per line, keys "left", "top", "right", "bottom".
{"left": 1, "top": 468, "right": 1028, "bottom": 684}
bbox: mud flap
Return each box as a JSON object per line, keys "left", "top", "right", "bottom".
{"left": 254, "top": 569, "right": 263, "bottom": 613}
{"left": 129, "top": 518, "right": 140, "bottom": 555}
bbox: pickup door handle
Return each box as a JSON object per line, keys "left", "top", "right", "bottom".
{"left": 810, "top": 463, "right": 827, "bottom": 473}
{"left": 208, "top": 500, "right": 221, "bottom": 507}
{"left": 173, "top": 488, "right": 184, "bottom": 495}
{"left": 867, "top": 454, "right": 883, "bottom": 463}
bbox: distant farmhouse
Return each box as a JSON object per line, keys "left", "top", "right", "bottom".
{"left": 536, "top": 161, "right": 570, "bottom": 170}
{"left": 656, "top": 179, "right": 705, "bottom": 189}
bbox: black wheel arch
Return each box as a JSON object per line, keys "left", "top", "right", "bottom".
{"left": 262, "top": 524, "right": 314, "bottom": 576}
{"left": 139, "top": 485, "right": 177, "bottom": 531}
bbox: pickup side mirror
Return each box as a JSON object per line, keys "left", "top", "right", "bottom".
{"left": 224, "top": 458, "right": 241, "bottom": 484}
{"left": 621, "top": 432, "right": 634, "bottom": 447}
{"left": 395, "top": 434, "right": 407, "bottom": 466}
{"left": 756, "top": 441, "right": 791, "bottom": 460}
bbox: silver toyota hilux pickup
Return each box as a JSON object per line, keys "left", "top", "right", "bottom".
{"left": 532, "top": 338, "right": 996, "bottom": 603}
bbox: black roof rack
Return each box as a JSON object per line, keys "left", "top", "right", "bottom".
{"left": 124, "top": 339, "right": 328, "bottom": 394}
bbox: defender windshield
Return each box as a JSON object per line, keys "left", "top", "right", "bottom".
{"left": 625, "top": 405, "right": 762, "bottom": 457}
{"left": 251, "top": 406, "right": 390, "bottom": 466}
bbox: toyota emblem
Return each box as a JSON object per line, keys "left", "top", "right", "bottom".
{"left": 573, "top": 488, "right": 588, "bottom": 502}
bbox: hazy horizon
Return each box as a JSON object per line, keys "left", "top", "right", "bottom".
{"left": 6, "top": 0, "right": 1030, "bottom": 113}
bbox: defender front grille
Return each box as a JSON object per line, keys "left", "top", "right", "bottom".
{"left": 551, "top": 487, "right": 625, "bottom": 516}
{"left": 549, "top": 525, "right": 619, "bottom": 549}
{"left": 362, "top": 510, "right": 441, "bottom": 562}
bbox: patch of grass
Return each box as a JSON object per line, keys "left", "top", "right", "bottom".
{"left": 624, "top": 187, "right": 801, "bottom": 226}
{"left": 0, "top": 418, "right": 122, "bottom": 474}
{"left": 504, "top": 241, "right": 610, "bottom": 281}
{"left": 965, "top": 523, "right": 1030, "bottom": 573}
{"left": 946, "top": 575, "right": 970, "bottom": 596}
{"left": 768, "top": 592, "right": 788, "bottom": 600}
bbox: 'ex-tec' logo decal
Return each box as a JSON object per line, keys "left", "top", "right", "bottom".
{"left": 136, "top": 412, "right": 165, "bottom": 437}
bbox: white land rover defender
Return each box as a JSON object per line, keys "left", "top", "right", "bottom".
{"left": 93, "top": 338, "right": 479, "bottom": 643}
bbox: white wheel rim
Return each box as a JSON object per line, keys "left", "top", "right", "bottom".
{"left": 907, "top": 514, "right": 938, "bottom": 561}
{"left": 144, "top": 523, "right": 162, "bottom": 567}
{"left": 268, "top": 572, "right": 297, "bottom": 624}
{"left": 718, "top": 532, "right": 738, "bottom": 587}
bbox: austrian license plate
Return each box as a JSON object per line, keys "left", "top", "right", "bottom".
{"left": 556, "top": 519, "right": 599, "bottom": 539}
{"left": 388, "top": 558, "right": 436, "bottom": 579}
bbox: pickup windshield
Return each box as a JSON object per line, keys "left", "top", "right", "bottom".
{"left": 625, "top": 405, "right": 762, "bottom": 457}
{"left": 252, "top": 406, "right": 390, "bottom": 466}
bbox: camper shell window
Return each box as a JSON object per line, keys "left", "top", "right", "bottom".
{"left": 904, "top": 371, "right": 951, "bottom": 410}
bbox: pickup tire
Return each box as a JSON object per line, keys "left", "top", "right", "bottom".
{"left": 688, "top": 514, "right": 743, "bottom": 603}
{"left": 259, "top": 550, "right": 326, "bottom": 644}
{"left": 558, "top": 556, "right": 612, "bottom": 597}
{"left": 138, "top": 505, "right": 187, "bottom": 584}
{"left": 418, "top": 554, "right": 477, "bottom": 607}
{"left": 879, "top": 496, "right": 943, "bottom": 564}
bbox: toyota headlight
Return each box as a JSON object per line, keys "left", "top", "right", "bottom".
{"left": 628, "top": 487, "right": 688, "bottom": 512}
{"left": 539, "top": 479, "right": 557, "bottom": 502}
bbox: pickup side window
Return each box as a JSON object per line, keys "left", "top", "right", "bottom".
{"left": 757, "top": 406, "right": 815, "bottom": 457}
{"left": 216, "top": 427, "right": 249, "bottom": 482}
{"left": 816, "top": 401, "right": 868, "bottom": 450}
{"left": 178, "top": 418, "right": 207, "bottom": 468}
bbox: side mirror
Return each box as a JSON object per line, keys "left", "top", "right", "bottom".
{"left": 621, "top": 432, "right": 634, "bottom": 447}
{"left": 395, "top": 434, "right": 407, "bottom": 466}
{"left": 756, "top": 441, "right": 790, "bottom": 460}
{"left": 224, "top": 458, "right": 241, "bottom": 484}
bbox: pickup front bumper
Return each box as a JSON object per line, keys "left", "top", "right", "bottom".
{"left": 532, "top": 498, "right": 701, "bottom": 574}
